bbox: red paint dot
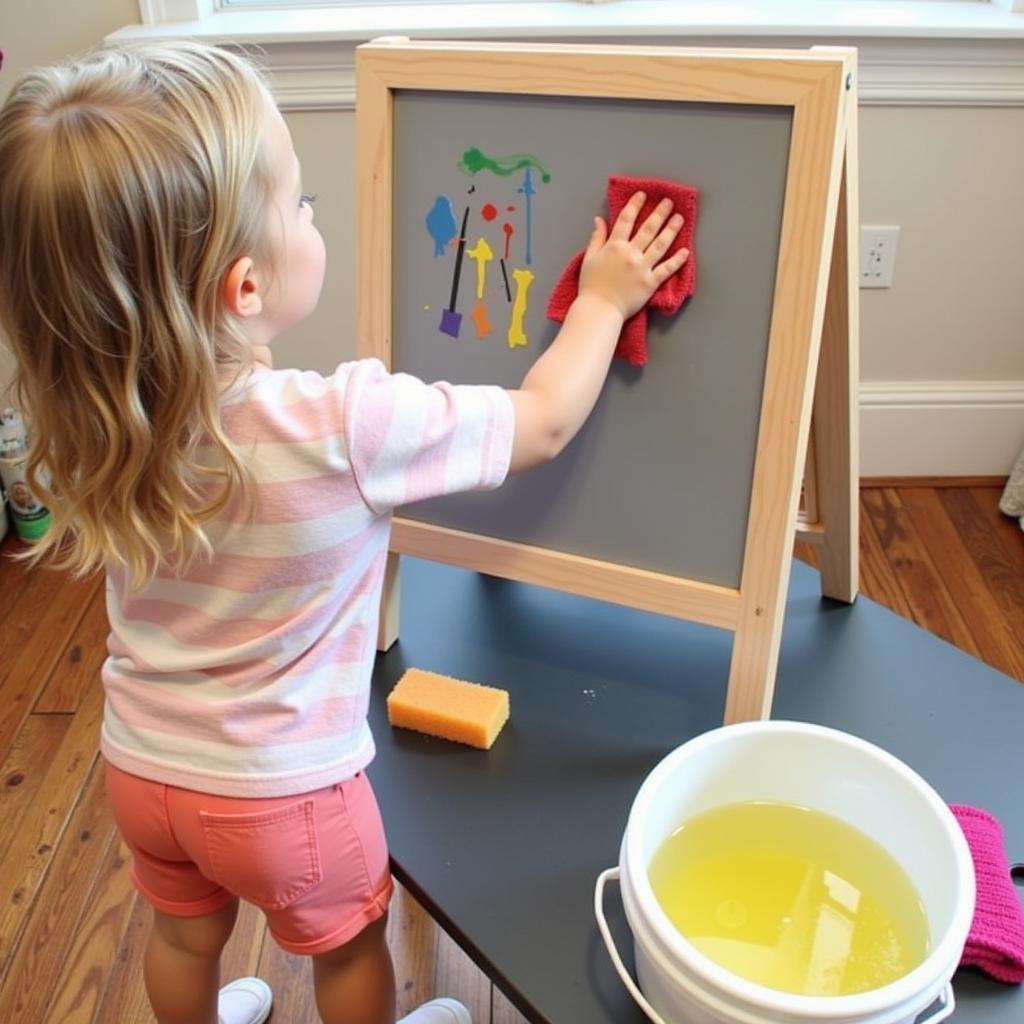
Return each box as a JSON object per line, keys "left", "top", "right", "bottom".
{"left": 506, "top": 205, "right": 517, "bottom": 212}
{"left": 481, "top": 203, "right": 498, "bottom": 221}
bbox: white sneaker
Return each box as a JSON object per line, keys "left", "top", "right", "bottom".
{"left": 218, "top": 977, "right": 273, "bottom": 1024}
{"left": 397, "top": 997, "right": 472, "bottom": 1024}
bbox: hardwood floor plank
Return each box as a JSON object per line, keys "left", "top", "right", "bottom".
{"left": 492, "top": 986, "right": 531, "bottom": 1024}
{"left": 434, "top": 926, "right": 491, "bottom": 1023}
{"left": 857, "top": 494, "right": 915, "bottom": 620}
{"left": 0, "top": 715, "right": 71, "bottom": 868}
{"left": 861, "top": 488, "right": 980, "bottom": 655}
{"left": 0, "top": 683, "right": 103, "bottom": 979}
{"left": 93, "top": 894, "right": 152, "bottom": 1024}
{"left": 0, "top": 561, "right": 66, "bottom": 690}
{"left": 222, "top": 901, "right": 269, "bottom": 990}
{"left": 255, "top": 939, "right": 317, "bottom": 1023}
{"left": 389, "top": 881, "right": 441, "bottom": 1018}
{"left": 899, "top": 487, "right": 1024, "bottom": 680}
{"left": 0, "top": 571, "right": 101, "bottom": 762}
{"left": 862, "top": 475, "right": 1008, "bottom": 490}
{"left": 0, "top": 538, "right": 36, "bottom": 632}
{"left": 793, "top": 538, "right": 820, "bottom": 568}
{"left": 95, "top": 896, "right": 268, "bottom": 1024}
{"left": 35, "top": 591, "right": 110, "bottom": 714}
{"left": 941, "top": 489, "right": 1024, "bottom": 677}
{"left": 0, "top": 757, "right": 118, "bottom": 1024}
{"left": 969, "top": 486, "right": 1024, "bottom": 577}
{"left": 42, "top": 838, "right": 136, "bottom": 1024}
{"left": 94, "top": 865, "right": 268, "bottom": 1024}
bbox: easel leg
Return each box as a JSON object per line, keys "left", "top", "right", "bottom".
{"left": 724, "top": 600, "right": 786, "bottom": 723}
{"left": 727, "top": 70, "right": 859, "bottom": 722}
{"left": 810, "top": 104, "right": 860, "bottom": 604}
{"left": 378, "top": 551, "right": 401, "bottom": 651}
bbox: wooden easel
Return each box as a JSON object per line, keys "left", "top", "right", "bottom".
{"left": 796, "top": 50, "right": 860, "bottom": 611}
{"left": 730, "top": 47, "right": 861, "bottom": 721}
{"left": 358, "top": 40, "right": 859, "bottom": 724}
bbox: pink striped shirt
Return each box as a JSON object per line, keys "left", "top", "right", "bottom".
{"left": 100, "top": 359, "right": 514, "bottom": 797}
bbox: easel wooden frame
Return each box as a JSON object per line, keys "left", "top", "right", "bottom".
{"left": 357, "top": 39, "right": 859, "bottom": 723}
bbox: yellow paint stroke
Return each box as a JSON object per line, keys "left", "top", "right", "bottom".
{"left": 467, "top": 237, "right": 494, "bottom": 300}
{"left": 507, "top": 268, "right": 535, "bottom": 349}
{"left": 472, "top": 300, "right": 494, "bottom": 340}
{"left": 466, "top": 237, "right": 493, "bottom": 301}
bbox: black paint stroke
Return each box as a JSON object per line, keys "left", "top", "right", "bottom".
{"left": 499, "top": 258, "right": 511, "bottom": 303}
{"left": 449, "top": 206, "right": 471, "bottom": 313}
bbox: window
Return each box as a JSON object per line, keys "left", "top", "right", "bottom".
{"left": 140, "top": 0, "right": 1024, "bottom": 24}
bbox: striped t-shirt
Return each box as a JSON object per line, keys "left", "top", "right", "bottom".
{"left": 100, "top": 359, "right": 514, "bottom": 797}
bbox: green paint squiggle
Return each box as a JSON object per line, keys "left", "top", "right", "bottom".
{"left": 458, "top": 147, "right": 551, "bottom": 183}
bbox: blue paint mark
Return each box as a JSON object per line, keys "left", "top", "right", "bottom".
{"left": 426, "top": 196, "right": 457, "bottom": 257}
{"left": 517, "top": 169, "right": 536, "bottom": 267}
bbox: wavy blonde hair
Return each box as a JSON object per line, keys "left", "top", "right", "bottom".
{"left": 0, "top": 41, "right": 274, "bottom": 587}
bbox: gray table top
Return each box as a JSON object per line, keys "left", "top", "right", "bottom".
{"left": 367, "top": 557, "right": 1024, "bottom": 1024}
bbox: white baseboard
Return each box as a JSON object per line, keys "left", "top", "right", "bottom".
{"left": 859, "top": 381, "right": 1024, "bottom": 477}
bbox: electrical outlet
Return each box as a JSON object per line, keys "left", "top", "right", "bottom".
{"left": 860, "top": 226, "right": 900, "bottom": 288}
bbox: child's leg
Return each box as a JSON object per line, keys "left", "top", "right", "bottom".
{"left": 144, "top": 899, "right": 239, "bottom": 1024}
{"left": 312, "top": 912, "right": 395, "bottom": 1024}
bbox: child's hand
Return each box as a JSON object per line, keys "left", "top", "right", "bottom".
{"left": 577, "top": 191, "right": 689, "bottom": 322}
{"left": 507, "top": 191, "right": 688, "bottom": 472}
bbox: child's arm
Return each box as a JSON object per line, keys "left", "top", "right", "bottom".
{"left": 507, "top": 191, "right": 689, "bottom": 473}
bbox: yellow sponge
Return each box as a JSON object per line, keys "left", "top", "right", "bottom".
{"left": 386, "top": 668, "right": 510, "bottom": 750}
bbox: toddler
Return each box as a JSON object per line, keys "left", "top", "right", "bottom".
{"left": 0, "top": 40, "right": 687, "bottom": 1024}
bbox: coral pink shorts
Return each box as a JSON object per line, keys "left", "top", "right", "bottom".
{"left": 104, "top": 762, "right": 393, "bottom": 956}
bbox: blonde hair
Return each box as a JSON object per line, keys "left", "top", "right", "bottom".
{"left": 0, "top": 41, "right": 274, "bottom": 587}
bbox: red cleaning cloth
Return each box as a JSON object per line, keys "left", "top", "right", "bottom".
{"left": 951, "top": 804, "right": 1024, "bottom": 983}
{"left": 546, "top": 175, "right": 698, "bottom": 367}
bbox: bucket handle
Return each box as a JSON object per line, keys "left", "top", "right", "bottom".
{"left": 916, "top": 984, "right": 955, "bottom": 1024}
{"left": 594, "top": 867, "right": 670, "bottom": 1024}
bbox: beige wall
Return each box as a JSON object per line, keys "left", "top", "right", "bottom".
{"left": 859, "top": 105, "right": 1024, "bottom": 382}
{"left": 0, "top": 1, "right": 137, "bottom": 104}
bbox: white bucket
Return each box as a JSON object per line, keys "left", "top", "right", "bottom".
{"left": 595, "top": 721, "right": 974, "bottom": 1024}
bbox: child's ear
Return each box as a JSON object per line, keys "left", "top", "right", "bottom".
{"left": 222, "top": 257, "right": 264, "bottom": 318}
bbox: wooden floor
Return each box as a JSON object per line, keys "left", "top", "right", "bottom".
{"left": 0, "top": 483, "right": 1020, "bottom": 1024}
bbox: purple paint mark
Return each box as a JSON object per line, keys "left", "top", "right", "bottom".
{"left": 439, "top": 308, "right": 463, "bottom": 338}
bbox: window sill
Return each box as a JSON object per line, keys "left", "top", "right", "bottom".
{"left": 108, "top": 2, "right": 1024, "bottom": 109}
{"left": 117, "top": 2, "right": 1024, "bottom": 43}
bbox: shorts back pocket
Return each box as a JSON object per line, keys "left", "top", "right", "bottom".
{"left": 200, "top": 799, "right": 322, "bottom": 910}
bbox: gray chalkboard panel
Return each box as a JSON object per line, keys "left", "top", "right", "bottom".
{"left": 391, "top": 90, "right": 792, "bottom": 590}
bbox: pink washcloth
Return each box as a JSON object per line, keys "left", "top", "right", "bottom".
{"left": 951, "top": 804, "right": 1024, "bottom": 983}
{"left": 546, "top": 175, "right": 698, "bottom": 367}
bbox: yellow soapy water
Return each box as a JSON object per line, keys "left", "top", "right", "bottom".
{"left": 648, "top": 801, "right": 930, "bottom": 996}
